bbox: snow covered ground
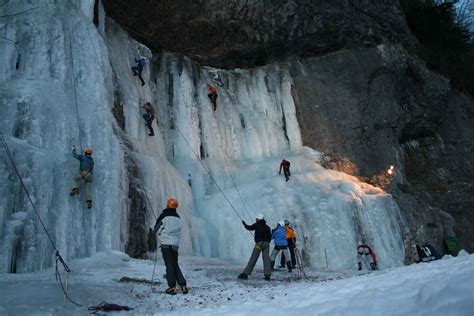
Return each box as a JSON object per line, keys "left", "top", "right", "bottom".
{"left": 0, "top": 251, "right": 472, "bottom": 315}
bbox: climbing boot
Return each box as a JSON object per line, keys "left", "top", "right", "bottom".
{"left": 370, "top": 263, "right": 377, "bottom": 271}
{"left": 69, "top": 188, "right": 79, "bottom": 196}
{"left": 180, "top": 286, "right": 189, "bottom": 294}
{"left": 264, "top": 275, "right": 271, "bottom": 281}
{"left": 287, "top": 262, "right": 293, "bottom": 273}
{"left": 237, "top": 273, "right": 248, "bottom": 280}
{"left": 165, "top": 287, "right": 177, "bottom": 295}
{"left": 358, "top": 262, "right": 362, "bottom": 271}
{"left": 87, "top": 200, "right": 93, "bottom": 209}
{"left": 270, "top": 261, "right": 275, "bottom": 271}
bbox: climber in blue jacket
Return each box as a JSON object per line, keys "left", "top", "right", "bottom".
{"left": 270, "top": 221, "right": 292, "bottom": 272}
{"left": 69, "top": 146, "right": 94, "bottom": 209}
{"left": 132, "top": 56, "right": 146, "bottom": 86}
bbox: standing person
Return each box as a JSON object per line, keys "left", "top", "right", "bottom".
{"left": 238, "top": 214, "right": 272, "bottom": 281}
{"left": 153, "top": 198, "right": 188, "bottom": 295}
{"left": 207, "top": 83, "right": 218, "bottom": 111}
{"left": 132, "top": 56, "right": 146, "bottom": 86}
{"left": 270, "top": 221, "right": 292, "bottom": 272}
{"left": 280, "top": 220, "right": 296, "bottom": 268}
{"left": 279, "top": 159, "right": 291, "bottom": 182}
{"left": 357, "top": 242, "right": 378, "bottom": 271}
{"left": 69, "top": 146, "right": 94, "bottom": 209}
{"left": 139, "top": 98, "right": 156, "bottom": 136}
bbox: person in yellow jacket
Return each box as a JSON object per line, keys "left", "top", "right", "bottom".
{"left": 280, "top": 220, "right": 296, "bottom": 268}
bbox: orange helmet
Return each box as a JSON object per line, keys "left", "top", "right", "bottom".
{"left": 84, "top": 149, "right": 93, "bottom": 155}
{"left": 167, "top": 198, "right": 178, "bottom": 209}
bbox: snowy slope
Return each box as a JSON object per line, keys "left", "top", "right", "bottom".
{"left": 2, "top": 0, "right": 405, "bottom": 274}
{"left": 0, "top": 251, "right": 472, "bottom": 315}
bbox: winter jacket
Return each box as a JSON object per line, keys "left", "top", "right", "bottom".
{"left": 357, "top": 244, "right": 377, "bottom": 265}
{"left": 279, "top": 160, "right": 290, "bottom": 173}
{"left": 135, "top": 57, "right": 146, "bottom": 70}
{"left": 72, "top": 150, "right": 94, "bottom": 173}
{"left": 141, "top": 102, "right": 155, "bottom": 120}
{"left": 285, "top": 225, "right": 296, "bottom": 242}
{"left": 272, "top": 225, "right": 288, "bottom": 247}
{"left": 207, "top": 84, "right": 218, "bottom": 95}
{"left": 153, "top": 208, "right": 182, "bottom": 246}
{"left": 243, "top": 219, "right": 271, "bottom": 243}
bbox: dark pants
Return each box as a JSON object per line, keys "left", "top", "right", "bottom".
{"left": 161, "top": 245, "right": 186, "bottom": 288}
{"left": 280, "top": 239, "right": 296, "bottom": 267}
{"left": 143, "top": 114, "right": 154, "bottom": 135}
{"left": 132, "top": 66, "right": 145, "bottom": 86}
{"left": 208, "top": 93, "right": 218, "bottom": 111}
{"left": 283, "top": 165, "right": 290, "bottom": 181}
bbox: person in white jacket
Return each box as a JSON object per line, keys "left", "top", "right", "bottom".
{"left": 153, "top": 198, "right": 188, "bottom": 295}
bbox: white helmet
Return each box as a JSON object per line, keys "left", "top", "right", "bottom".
{"left": 256, "top": 213, "right": 264, "bottom": 220}
{"left": 278, "top": 220, "right": 285, "bottom": 227}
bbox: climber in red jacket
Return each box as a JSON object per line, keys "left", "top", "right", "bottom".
{"left": 357, "top": 242, "right": 378, "bottom": 271}
{"left": 207, "top": 83, "right": 218, "bottom": 111}
{"left": 279, "top": 159, "right": 291, "bottom": 182}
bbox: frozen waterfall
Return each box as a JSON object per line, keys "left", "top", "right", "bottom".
{"left": 0, "top": 1, "right": 405, "bottom": 274}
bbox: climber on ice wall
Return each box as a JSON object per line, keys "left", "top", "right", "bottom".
{"left": 207, "top": 83, "right": 218, "bottom": 111}
{"left": 279, "top": 159, "right": 291, "bottom": 182}
{"left": 132, "top": 55, "right": 146, "bottom": 86}
{"left": 70, "top": 146, "right": 94, "bottom": 209}
{"left": 139, "top": 98, "right": 156, "bottom": 136}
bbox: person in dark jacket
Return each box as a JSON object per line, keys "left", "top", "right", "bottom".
{"left": 132, "top": 56, "right": 146, "bottom": 86}
{"left": 280, "top": 219, "right": 297, "bottom": 268}
{"left": 207, "top": 83, "right": 218, "bottom": 111}
{"left": 69, "top": 146, "right": 94, "bottom": 209}
{"left": 238, "top": 213, "right": 272, "bottom": 281}
{"left": 139, "top": 98, "right": 156, "bottom": 136}
{"left": 270, "top": 221, "right": 292, "bottom": 272}
{"left": 279, "top": 159, "right": 291, "bottom": 182}
{"left": 153, "top": 198, "right": 188, "bottom": 295}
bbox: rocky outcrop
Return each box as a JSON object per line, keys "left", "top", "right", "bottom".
{"left": 102, "top": 1, "right": 474, "bottom": 253}
{"left": 102, "top": 0, "right": 415, "bottom": 68}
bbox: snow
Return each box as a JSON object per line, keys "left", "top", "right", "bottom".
{"left": 0, "top": 251, "right": 473, "bottom": 315}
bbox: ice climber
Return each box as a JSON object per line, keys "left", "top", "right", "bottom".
{"left": 207, "top": 83, "right": 218, "bottom": 111}
{"left": 238, "top": 214, "right": 272, "bottom": 281}
{"left": 132, "top": 56, "right": 146, "bottom": 86}
{"left": 153, "top": 198, "right": 188, "bottom": 295}
{"left": 279, "top": 220, "right": 297, "bottom": 268}
{"left": 357, "top": 242, "right": 378, "bottom": 271}
{"left": 139, "top": 98, "right": 156, "bottom": 136}
{"left": 270, "top": 221, "right": 293, "bottom": 272}
{"left": 69, "top": 146, "right": 94, "bottom": 209}
{"left": 279, "top": 159, "right": 291, "bottom": 182}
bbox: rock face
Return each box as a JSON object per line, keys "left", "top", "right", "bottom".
{"left": 102, "top": 1, "right": 474, "bottom": 253}
{"left": 102, "top": 0, "right": 415, "bottom": 68}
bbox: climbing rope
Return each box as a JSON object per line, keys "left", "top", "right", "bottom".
{"left": 173, "top": 124, "right": 253, "bottom": 236}
{"left": 0, "top": 134, "right": 83, "bottom": 306}
{"left": 66, "top": 11, "right": 83, "bottom": 150}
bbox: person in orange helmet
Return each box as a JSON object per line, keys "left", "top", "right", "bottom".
{"left": 69, "top": 145, "right": 94, "bottom": 209}
{"left": 207, "top": 83, "right": 218, "bottom": 111}
{"left": 153, "top": 198, "right": 188, "bottom": 295}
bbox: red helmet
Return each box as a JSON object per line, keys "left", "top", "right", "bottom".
{"left": 167, "top": 198, "right": 178, "bottom": 209}
{"left": 84, "top": 149, "right": 93, "bottom": 155}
